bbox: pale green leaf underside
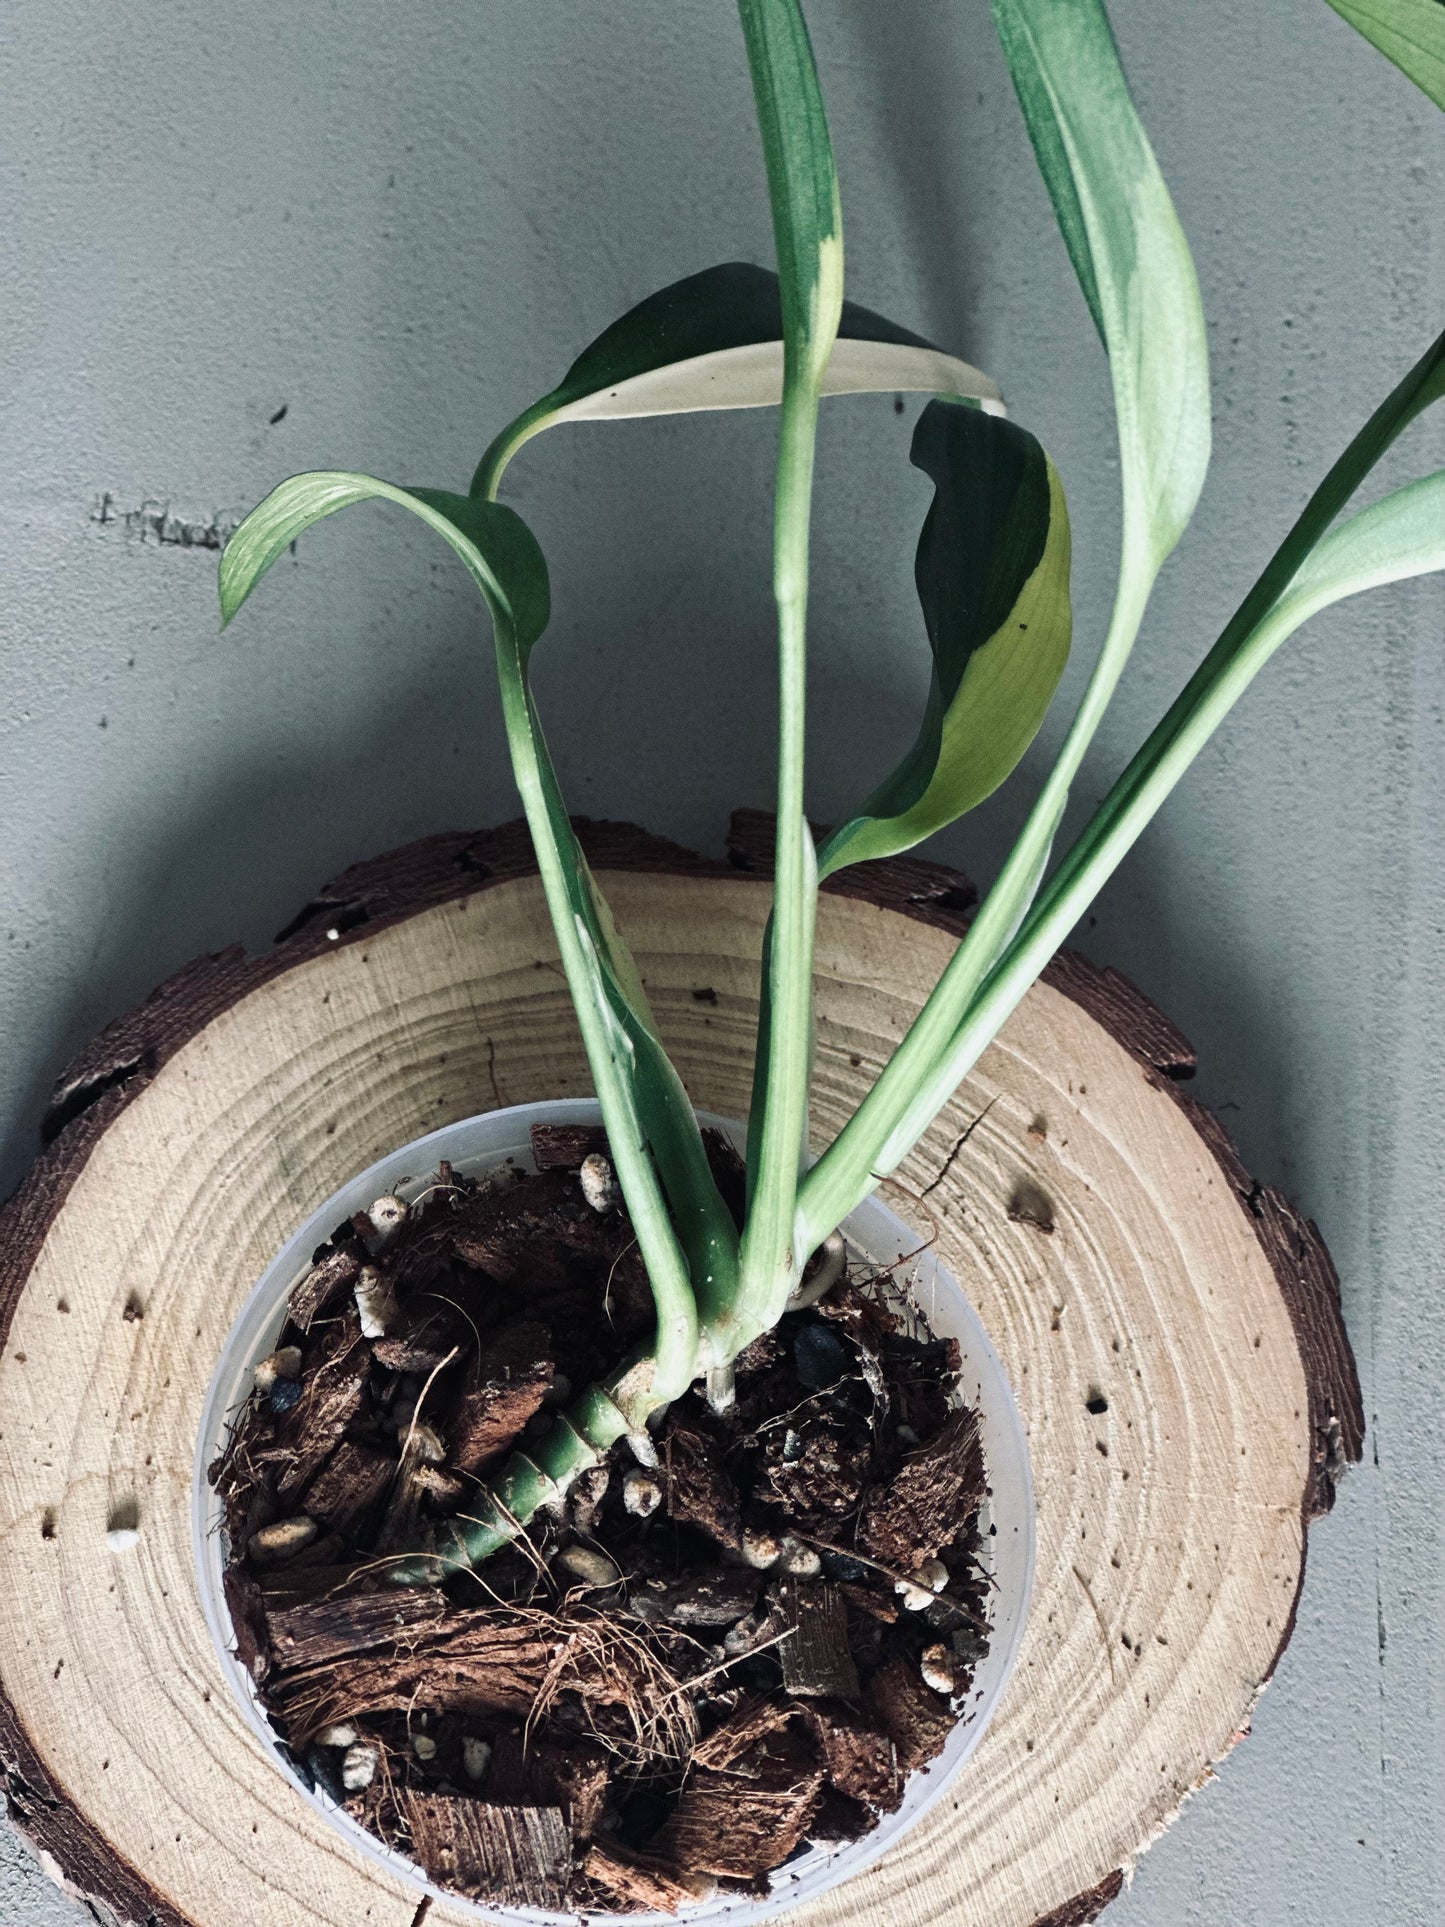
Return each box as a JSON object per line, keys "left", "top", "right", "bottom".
{"left": 992, "top": 0, "right": 1210, "bottom": 572}
{"left": 1324, "top": 0, "right": 1445, "bottom": 108}
{"left": 1273, "top": 465, "right": 1445, "bottom": 623}
{"left": 536, "top": 335, "right": 1001, "bottom": 426}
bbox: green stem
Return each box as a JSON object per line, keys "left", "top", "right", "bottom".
{"left": 477, "top": 344, "right": 742, "bottom": 1346}
{"left": 731, "top": 388, "right": 824, "bottom": 1346}
{"left": 492, "top": 630, "right": 700, "bottom": 1403}
{"left": 472, "top": 394, "right": 557, "bottom": 503}
{"left": 851, "top": 571, "right": 1361, "bottom": 1178}
{"left": 523, "top": 698, "right": 741, "bottom": 1346}
{"left": 388, "top": 1379, "right": 633, "bottom": 1585}
{"left": 730, "top": 0, "right": 844, "bottom": 1343}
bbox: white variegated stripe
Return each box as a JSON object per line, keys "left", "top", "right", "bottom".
{"left": 545, "top": 336, "right": 1005, "bottom": 425}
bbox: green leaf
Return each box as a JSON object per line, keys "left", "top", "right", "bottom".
{"left": 473, "top": 261, "right": 1001, "bottom": 500}
{"left": 991, "top": 0, "right": 1210, "bottom": 574}
{"left": 1267, "top": 464, "right": 1445, "bottom": 620}
{"left": 219, "top": 472, "right": 550, "bottom": 645}
{"left": 220, "top": 474, "right": 739, "bottom": 1398}
{"left": 1323, "top": 0, "right": 1445, "bottom": 109}
{"left": 817, "top": 401, "right": 1072, "bottom": 878}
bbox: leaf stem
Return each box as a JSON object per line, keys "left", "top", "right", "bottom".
{"left": 731, "top": 388, "right": 824, "bottom": 1344}
{"left": 472, "top": 395, "right": 558, "bottom": 505}
{"left": 491, "top": 631, "right": 700, "bottom": 1402}
{"left": 729, "top": 0, "right": 844, "bottom": 1343}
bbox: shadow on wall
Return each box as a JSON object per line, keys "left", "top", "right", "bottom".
{"left": 835, "top": 1, "right": 991, "bottom": 341}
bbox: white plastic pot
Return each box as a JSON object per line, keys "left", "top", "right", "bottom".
{"left": 194, "top": 1100, "right": 1035, "bottom": 1923}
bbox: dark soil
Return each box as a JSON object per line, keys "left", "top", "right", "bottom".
{"left": 211, "top": 1124, "right": 992, "bottom": 1915}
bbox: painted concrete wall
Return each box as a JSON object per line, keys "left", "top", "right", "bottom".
{"left": 1, "top": 2, "right": 1442, "bottom": 1921}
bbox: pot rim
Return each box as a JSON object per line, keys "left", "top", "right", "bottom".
{"left": 193, "top": 1099, "right": 1036, "bottom": 1924}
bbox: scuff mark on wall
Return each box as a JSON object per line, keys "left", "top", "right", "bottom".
{"left": 90, "top": 494, "right": 242, "bottom": 551}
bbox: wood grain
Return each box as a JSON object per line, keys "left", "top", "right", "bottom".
{"left": 0, "top": 816, "right": 1361, "bottom": 1927}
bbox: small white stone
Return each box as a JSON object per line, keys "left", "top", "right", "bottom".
{"left": 354, "top": 1265, "right": 398, "bottom": 1339}
{"left": 914, "top": 1557, "right": 950, "bottom": 1594}
{"left": 462, "top": 1736, "right": 492, "bottom": 1783}
{"left": 251, "top": 1515, "right": 319, "bottom": 1563}
{"left": 367, "top": 1194, "right": 409, "bottom": 1243}
{"left": 340, "top": 1742, "right": 377, "bottom": 1792}
{"left": 777, "top": 1536, "right": 822, "bottom": 1578}
{"left": 622, "top": 1468, "right": 663, "bottom": 1518}
{"left": 920, "top": 1643, "right": 959, "bottom": 1695}
{"left": 555, "top": 1544, "right": 621, "bottom": 1589}
{"left": 579, "top": 1153, "right": 619, "bottom": 1213}
{"left": 626, "top": 1428, "right": 659, "bottom": 1469}
{"left": 739, "top": 1527, "right": 781, "bottom": 1571}
{"left": 315, "top": 1723, "right": 357, "bottom": 1749}
{"left": 105, "top": 1527, "right": 140, "bottom": 1554}
{"left": 254, "top": 1345, "right": 303, "bottom": 1396}
{"left": 412, "top": 1733, "right": 437, "bottom": 1761}
{"left": 895, "top": 1578, "right": 934, "bottom": 1612}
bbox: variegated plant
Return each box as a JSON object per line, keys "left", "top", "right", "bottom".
{"left": 219, "top": 0, "right": 1445, "bottom": 1585}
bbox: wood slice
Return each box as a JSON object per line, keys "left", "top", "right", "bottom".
{"left": 0, "top": 815, "right": 1362, "bottom": 1927}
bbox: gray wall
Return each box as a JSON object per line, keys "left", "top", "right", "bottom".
{"left": 2, "top": 2, "right": 1442, "bottom": 1921}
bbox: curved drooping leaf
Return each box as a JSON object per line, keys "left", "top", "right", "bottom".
{"left": 850, "top": 0, "right": 1211, "bottom": 1146}
{"left": 473, "top": 262, "right": 1001, "bottom": 498}
{"left": 1323, "top": 0, "right": 1445, "bottom": 109}
{"left": 219, "top": 476, "right": 739, "bottom": 1395}
{"left": 991, "top": 0, "right": 1210, "bottom": 575}
{"left": 817, "top": 401, "right": 1072, "bottom": 879}
{"left": 219, "top": 473, "right": 550, "bottom": 645}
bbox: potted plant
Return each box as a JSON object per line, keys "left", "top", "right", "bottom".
{"left": 1, "top": 0, "right": 1440, "bottom": 1922}
{"left": 190, "top": 0, "right": 1445, "bottom": 1910}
